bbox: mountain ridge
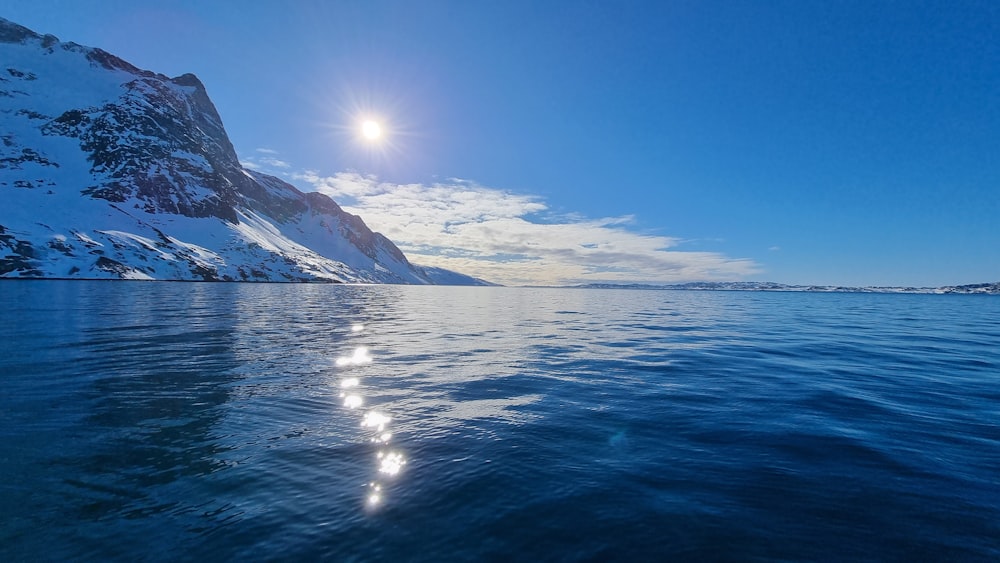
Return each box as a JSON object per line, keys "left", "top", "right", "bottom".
{"left": 0, "top": 17, "right": 491, "bottom": 285}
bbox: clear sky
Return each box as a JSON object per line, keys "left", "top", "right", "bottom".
{"left": 3, "top": 0, "right": 998, "bottom": 286}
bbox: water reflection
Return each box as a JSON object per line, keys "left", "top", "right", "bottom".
{"left": 336, "top": 346, "right": 373, "bottom": 367}
{"left": 5, "top": 283, "right": 998, "bottom": 560}
{"left": 362, "top": 410, "right": 392, "bottom": 431}
{"left": 0, "top": 282, "right": 244, "bottom": 559}
{"left": 332, "top": 323, "right": 406, "bottom": 511}
{"left": 377, "top": 451, "right": 406, "bottom": 476}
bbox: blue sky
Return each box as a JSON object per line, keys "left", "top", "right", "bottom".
{"left": 4, "top": 0, "right": 998, "bottom": 286}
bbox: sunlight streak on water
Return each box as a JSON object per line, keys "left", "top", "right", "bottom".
{"left": 362, "top": 411, "right": 392, "bottom": 431}
{"left": 336, "top": 346, "right": 373, "bottom": 367}
{"left": 342, "top": 394, "right": 364, "bottom": 409}
{"left": 367, "top": 487, "right": 382, "bottom": 507}
{"left": 331, "top": 322, "right": 406, "bottom": 512}
{"left": 377, "top": 451, "right": 406, "bottom": 476}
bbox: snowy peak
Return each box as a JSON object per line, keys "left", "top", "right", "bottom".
{"left": 0, "top": 18, "right": 487, "bottom": 284}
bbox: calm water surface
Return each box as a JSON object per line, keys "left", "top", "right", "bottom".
{"left": 1, "top": 282, "right": 998, "bottom": 561}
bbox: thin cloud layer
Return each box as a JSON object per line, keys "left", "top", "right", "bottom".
{"left": 296, "top": 171, "right": 759, "bottom": 286}
{"left": 240, "top": 148, "right": 291, "bottom": 170}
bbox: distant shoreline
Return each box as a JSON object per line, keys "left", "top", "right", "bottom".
{"left": 1, "top": 278, "right": 998, "bottom": 294}
{"left": 567, "top": 281, "right": 1000, "bottom": 295}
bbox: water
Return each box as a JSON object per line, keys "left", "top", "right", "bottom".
{"left": 1, "top": 281, "right": 998, "bottom": 561}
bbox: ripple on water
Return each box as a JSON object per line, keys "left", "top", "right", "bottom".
{"left": 1, "top": 284, "right": 998, "bottom": 561}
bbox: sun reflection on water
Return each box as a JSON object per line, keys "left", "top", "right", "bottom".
{"left": 336, "top": 346, "right": 373, "bottom": 367}
{"left": 367, "top": 483, "right": 382, "bottom": 506}
{"left": 333, "top": 324, "right": 405, "bottom": 512}
{"left": 342, "top": 394, "right": 364, "bottom": 409}
{"left": 362, "top": 410, "right": 392, "bottom": 431}
{"left": 377, "top": 451, "right": 406, "bottom": 476}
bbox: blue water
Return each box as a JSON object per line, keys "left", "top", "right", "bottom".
{"left": 1, "top": 282, "right": 998, "bottom": 561}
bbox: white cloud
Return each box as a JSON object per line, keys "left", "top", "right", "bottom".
{"left": 260, "top": 157, "right": 290, "bottom": 168}
{"left": 240, "top": 150, "right": 290, "bottom": 173}
{"left": 294, "top": 171, "right": 760, "bottom": 286}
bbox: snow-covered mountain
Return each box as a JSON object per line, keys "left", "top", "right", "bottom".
{"left": 0, "top": 18, "right": 489, "bottom": 284}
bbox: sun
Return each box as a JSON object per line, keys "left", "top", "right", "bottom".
{"left": 361, "top": 120, "right": 382, "bottom": 141}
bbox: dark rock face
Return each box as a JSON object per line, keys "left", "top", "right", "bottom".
{"left": 0, "top": 18, "right": 38, "bottom": 44}
{"left": 42, "top": 74, "right": 243, "bottom": 222}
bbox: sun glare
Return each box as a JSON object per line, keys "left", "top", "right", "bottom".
{"left": 361, "top": 120, "right": 382, "bottom": 141}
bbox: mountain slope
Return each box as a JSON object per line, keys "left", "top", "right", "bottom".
{"left": 0, "top": 17, "right": 486, "bottom": 284}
